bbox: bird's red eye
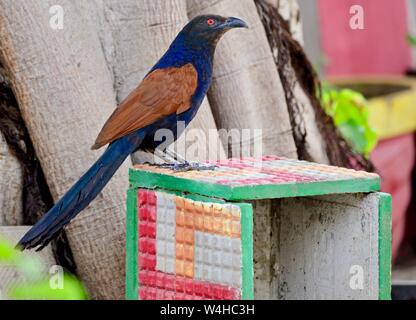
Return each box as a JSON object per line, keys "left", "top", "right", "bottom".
{"left": 207, "top": 19, "right": 215, "bottom": 26}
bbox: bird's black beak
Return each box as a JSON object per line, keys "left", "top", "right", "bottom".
{"left": 224, "top": 17, "right": 249, "bottom": 29}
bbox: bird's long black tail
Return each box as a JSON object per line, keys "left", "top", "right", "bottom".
{"left": 18, "top": 136, "right": 139, "bottom": 251}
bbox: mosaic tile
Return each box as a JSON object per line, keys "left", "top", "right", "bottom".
{"left": 194, "top": 232, "right": 242, "bottom": 287}
{"left": 132, "top": 189, "right": 252, "bottom": 300}
{"left": 155, "top": 192, "right": 176, "bottom": 274}
{"left": 131, "top": 156, "right": 380, "bottom": 200}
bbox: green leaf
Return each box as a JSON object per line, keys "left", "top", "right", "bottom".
{"left": 0, "top": 238, "right": 43, "bottom": 278}
{"left": 0, "top": 238, "right": 87, "bottom": 300}
{"left": 320, "top": 87, "right": 378, "bottom": 157}
{"left": 408, "top": 34, "right": 416, "bottom": 47}
{"left": 0, "top": 239, "right": 19, "bottom": 263}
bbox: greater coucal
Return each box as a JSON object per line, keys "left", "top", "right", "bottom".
{"left": 18, "top": 15, "right": 248, "bottom": 250}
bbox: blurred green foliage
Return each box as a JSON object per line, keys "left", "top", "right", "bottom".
{"left": 8, "top": 274, "right": 87, "bottom": 300}
{"left": 0, "top": 237, "right": 87, "bottom": 300}
{"left": 321, "top": 87, "right": 378, "bottom": 158}
{"left": 408, "top": 34, "right": 416, "bottom": 47}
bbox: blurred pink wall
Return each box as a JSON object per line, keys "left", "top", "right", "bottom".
{"left": 318, "top": 0, "right": 415, "bottom": 261}
{"left": 318, "top": 0, "right": 412, "bottom": 76}
{"left": 372, "top": 135, "right": 415, "bottom": 261}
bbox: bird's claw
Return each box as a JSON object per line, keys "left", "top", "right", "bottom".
{"left": 156, "top": 162, "right": 217, "bottom": 172}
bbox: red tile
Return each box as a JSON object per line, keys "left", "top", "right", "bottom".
{"left": 138, "top": 238, "right": 147, "bottom": 253}
{"left": 175, "top": 277, "right": 185, "bottom": 293}
{"left": 138, "top": 271, "right": 240, "bottom": 300}
{"left": 138, "top": 222, "right": 147, "bottom": 238}
{"left": 146, "top": 222, "right": 156, "bottom": 238}
{"left": 146, "top": 238, "right": 156, "bottom": 254}
{"left": 164, "top": 274, "right": 175, "bottom": 291}
{"left": 138, "top": 253, "right": 156, "bottom": 271}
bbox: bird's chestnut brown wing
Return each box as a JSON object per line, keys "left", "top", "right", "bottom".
{"left": 91, "top": 64, "right": 198, "bottom": 150}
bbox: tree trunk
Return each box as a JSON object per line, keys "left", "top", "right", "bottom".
{"left": 88, "top": 0, "right": 225, "bottom": 163}
{"left": 276, "top": 0, "right": 329, "bottom": 164}
{"left": 256, "top": 0, "right": 329, "bottom": 164}
{"left": 187, "top": 0, "right": 298, "bottom": 159}
{"left": 267, "top": 0, "right": 304, "bottom": 44}
{"left": 0, "top": 0, "right": 128, "bottom": 299}
{"left": 0, "top": 133, "right": 23, "bottom": 226}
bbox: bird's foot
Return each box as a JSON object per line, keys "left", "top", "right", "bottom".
{"left": 157, "top": 162, "right": 217, "bottom": 172}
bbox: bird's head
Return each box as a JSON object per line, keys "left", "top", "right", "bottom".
{"left": 180, "top": 15, "right": 249, "bottom": 49}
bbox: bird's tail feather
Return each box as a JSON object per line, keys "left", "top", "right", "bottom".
{"left": 17, "top": 137, "right": 137, "bottom": 251}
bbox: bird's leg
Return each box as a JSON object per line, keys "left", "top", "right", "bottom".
{"left": 150, "top": 148, "right": 189, "bottom": 171}
{"left": 152, "top": 148, "right": 181, "bottom": 165}
{"left": 155, "top": 148, "right": 217, "bottom": 172}
{"left": 164, "top": 148, "right": 188, "bottom": 165}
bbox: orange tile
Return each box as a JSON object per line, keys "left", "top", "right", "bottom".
{"left": 222, "top": 207, "right": 233, "bottom": 221}
{"left": 184, "top": 213, "right": 194, "bottom": 229}
{"left": 183, "top": 244, "right": 194, "bottom": 261}
{"left": 184, "top": 261, "right": 194, "bottom": 278}
{"left": 231, "top": 207, "right": 241, "bottom": 221}
{"left": 202, "top": 202, "right": 214, "bottom": 215}
{"left": 184, "top": 228, "right": 194, "bottom": 245}
{"left": 222, "top": 219, "right": 232, "bottom": 236}
{"left": 176, "top": 260, "right": 184, "bottom": 276}
{"left": 176, "top": 227, "right": 185, "bottom": 243}
{"left": 231, "top": 221, "right": 241, "bottom": 237}
{"left": 184, "top": 200, "right": 195, "bottom": 213}
{"left": 194, "top": 212, "right": 204, "bottom": 230}
{"left": 203, "top": 215, "right": 213, "bottom": 232}
{"left": 194, "top": 201, "right": 204, "bottom": 215}
{"left": 176, "top": 243, "right": 184, "bottom": 260}
{"left": 176, "top": 210, "right": 186, "bottom": 227}
{"left": 175, "top": 197, "right": 185, "bottom": 211}
{"left": 213, "top": 204, "right": 223, "bottom": 217}
{"left": 213, "top": 216, "right": 224, "bottom": 234}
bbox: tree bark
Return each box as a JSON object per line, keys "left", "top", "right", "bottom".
{"left": 0, "top": 0, "right": 128, "bottom": 299}
{"left": 88, "top": 0, "right": 225, "bottom": 163}
{"left": 277, "top": 0, "right": 329, "bottom": 164}
{"left": 258, "top": 0, "right": 329, "bottom": 164}
{"left": 187, "top": 0, "right": 298, "bottom": 159}
{"left": 267, "top": 0, "right": 304, "bottom": 44}
{"left": 0, "top": 133, "right": 23, "bottom": 226}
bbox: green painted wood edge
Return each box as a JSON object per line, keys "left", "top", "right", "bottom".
{"left": 129, "top": 168, "right": 380, "bottom": 201}
{"left": 153, "top": 187, "right": 227, "bottom": 204}
{"left": 378, "top": 193, "right": 392, "bottom": 300}
{"left": 126, "top": 188, "right": 138, "bottom": 300}
{"left": 238, "top": 203, "right": 254, "bottom": 300}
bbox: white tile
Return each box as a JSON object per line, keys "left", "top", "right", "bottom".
{"left": 165, "top": 257, "right": 175, "bottom": 274}
{"left": 232, "top": 239, "right": 242, "bottom": 254}
{"left": 232, "top": 270, "right": 242, "bottom": 287}
{"left": 155, "top": 192, "right": 177, "bottom": 274}
{"left": 194, "top": 231, "right": 243, "bottom": 288}
{"left": 166, "top": 242, "right": 175, "bottom": 257}
{"left": 232, "top": 254, "right": 242, "bottom": 269}
{"left": 156, "top": 257, "right": 165, "bottom": 272}
{"left": 157, "top": 240, "right": 166, "bottom": 255}
{"left": 212, "top": 251, "right": 221, "bottom": 267}
{"left": 221, "top": 269, "right": 232, "bottom": 285}
{"left": 222, "top": 252, "right": 232, "bottom": 268}
{"left": 212, "top": 267, "right": 221, "bottom": 283}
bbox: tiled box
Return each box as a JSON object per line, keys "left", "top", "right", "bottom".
{"left": 126, "top": 156, "right": 392, "bottom": 300}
